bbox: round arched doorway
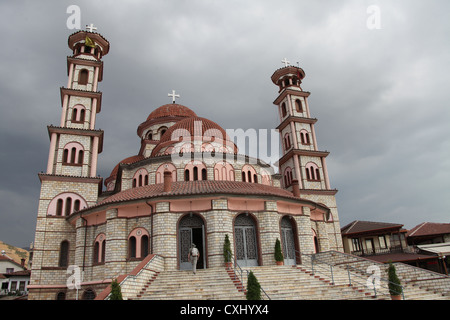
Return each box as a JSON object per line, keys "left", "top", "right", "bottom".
{"left": 178, "top": 214, "right": 206, "bottom": 270}
{"left": 234, "top": 213, "right": 259, "bottom": 267}
{"left": 280, "top": 216, "right": 297, "bottom": 265}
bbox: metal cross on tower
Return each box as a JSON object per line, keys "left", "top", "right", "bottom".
{"left": 281, "top": 58, "right": 290, "bottom": 67}
{"left": 168, "top": 90, "right": 180, "bottom": 103}
{"left": 86, "top": 23, "right": 97, "bottom": 32}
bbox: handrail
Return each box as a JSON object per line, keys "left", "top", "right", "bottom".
{"left": 227, "top": 252, "right": 270, "bottom": 300}
{"left": 301, "top": 252, "right": 405, "bottom": 300}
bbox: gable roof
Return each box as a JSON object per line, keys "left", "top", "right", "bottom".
{"left": 341, "top": 220, "right": 404, "bottom": 236}
{"left": 407, "top": 222, "right": 450, "bottom": 238}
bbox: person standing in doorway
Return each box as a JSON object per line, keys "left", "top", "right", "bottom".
{"left": 188, "top": 243, "right": 200, "bottom": 274}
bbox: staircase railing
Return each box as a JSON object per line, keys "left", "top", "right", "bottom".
{"left": 227, "top": 252, "right": 271, "bottom": 300}
{"left": 301, "top": 251, "right": 405, "bottom": 300}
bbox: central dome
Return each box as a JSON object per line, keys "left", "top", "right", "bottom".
{"left": 151, "top": 116, "right": 238, "bottom": 156}
{"left": 146, "top": 104, "right": 197, "bottom": 121}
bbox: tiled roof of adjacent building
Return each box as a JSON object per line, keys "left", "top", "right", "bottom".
{"left": 341, "top": 220, "right": 404, "bottom": 235}
{"left": 407, "top": 222, "right": 450, "bottom": 238}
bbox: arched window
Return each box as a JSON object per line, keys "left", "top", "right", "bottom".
{"left": 70, "top": 147, "right": 76, "bottom": 163}
{"left": 193, "top": 167, "right": 198, "bottom": 181}
{"left": 82, "top": 289, "right": 96, "bottom": 300}
{"left": 214, "top": 162, "right": 235, "bottom": 181}
{"left": 129, "top": 236, "right": 136, "bottom": 259}
{"left": 71, "top": 105, "right": 86, "bottom": 123}
{"left": 141, "top": 235, "right": 149, "bottom": 258}
{"left": 242, "top": 165, "right": 257, "bottom": 183}
{"left": 184, "top": 162, "right": 207, "bottom": 181}
{"left": 305, "top": 162, "right": 320, "bottom": 181}
{"left": 56, "top": 292, "right": 66, "bottom": 300}
{"left": 73, "top": 199, "right": 80, "bottom": 212}
{"left": 79, "top": 108, "right": 85, "bottom": 122}
{"left": 78, "top": 150, "right": 84, "bottom": 165}
{"left": 56, "top": 199, "right": 63, "bottom": 216}
{"left": 78, "top": 69, "right": 89, "bottom": 85}
{"left": 156, "top": 163, "right": 177, "bottom": 183}
{"left": 63, "top": 142, "right": 84, "bottom": 165}
{"left": 63, "top": 149, "right": 69, "bottom": 163}
{"left": 300, "top": 130, "right": 310, "bottom": 145}
{"left": 284, "top": 167, "right": 293, "bottom": 187}
{"left": 48, "top": 193, "right": 87, "bottom": 216}
{"left": 128, "top": 228, "right": 150, "bottom": 260}
{"left": 132, "top": 168, "right": 149, "bottom": 188}
{"left": 284, "top": 133, "right": 292, "bottom": 150}
{"left": 93, "top": 233, "right": 106, "bottom": 264}
{"left": 59, "top": 240, "right": 69, "bottom": 267}
{"left": 281, "top": 103, "right": 287, "bottom": 118}
{"left": 295, "top": 99, "right": 303, "bottom": 112}
{"left": 65, "top": 197, "right": 72, "bottom": 216}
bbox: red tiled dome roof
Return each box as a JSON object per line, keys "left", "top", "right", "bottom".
{"left": 146, "top": 104, "right": 197, "bottom": 121}
{"left": 104, "top": 155, "right": 145, "bottom": 186}
{"left": 159, "top": 117, "right": 228, "bottom": 144}
{"left": 151, "top": 117, "right": 237, "bottom": 156}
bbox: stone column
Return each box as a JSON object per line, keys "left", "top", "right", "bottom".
{"left": 258, "top": 201, "right": 280, "bottom": 266}
{"left": 207, "top": 198, "right": 232, "bottom": 268}
{"left": 296, "top": 207, "right": 315, "bottom": 256}
{"left": 152, "top": 202, "right": 177, "bottom": 270}
{"left": 105, "top": 208, "right": 127, "bottom": 278}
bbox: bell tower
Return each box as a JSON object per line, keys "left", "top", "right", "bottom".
{"left": 271, "top": 59, "right": 343, "bottom": 253}
{"left": 46, "top": 25, "right": 110, "bottom": 178}
{"left": 272, "top": 59, "right": 332, "bottom": 192}
{"left": 29, "top": 26, "right": 110, "bottom": 300}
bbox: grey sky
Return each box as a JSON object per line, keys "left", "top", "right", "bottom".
{"left": 0, "top": 0, "right": 449, "bottom": 248}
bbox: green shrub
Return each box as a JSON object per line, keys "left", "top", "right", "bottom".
{"left": 109, "top": 278, "right": 123, "bottom": 300}
{"left": 274, "top": 238, "right": 283, "bottom": 262}
{"left": 246, "top": 271, "right": 261, "bottom": 300}
{"left": 223, "top": 234, "right": 232, "bottom": 263}
{"left": 387, "top": 262, "right": 402, "bottom": 296}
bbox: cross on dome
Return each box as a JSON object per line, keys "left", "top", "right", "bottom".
{"left": 168, "top": 90, "right": 180, "bottom": 103}
{"left": 281, "top": 58, "right": 290, "bottom": 67}
{"left": 86, "top": 23, "right": 97, "bottom": 32}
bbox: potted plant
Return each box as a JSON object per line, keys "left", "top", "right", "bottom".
{"left": 387, "top": 262, "right": 403, "bottom": 300}
{"left": 223, "top": 234, "right": 232, "bottom": 269}
{"left": 274, "top": 238, "right": 284, "bottom": 265}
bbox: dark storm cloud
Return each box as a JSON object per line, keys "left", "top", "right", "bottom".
{"left": 0, "top": 0, "right": 449, "bottom": 248}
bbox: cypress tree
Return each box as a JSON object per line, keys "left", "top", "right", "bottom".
{"left": 109, "top": 278, "right": 123, "bottom": 300}
{"left": 246, "top": 271, "right": 261, "bottom": 300}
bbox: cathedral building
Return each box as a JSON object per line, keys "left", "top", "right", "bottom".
{"left": 28, "top": 28, "right": 343, "bottom": 300}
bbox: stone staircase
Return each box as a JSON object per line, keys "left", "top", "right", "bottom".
{"left": 241, "top": 265, "right": 379, "bottom": 300}
{"left": 133, "top": 267, "right": 246, "bottom": 300}
{"left": 102, "top": 251, "right": 450, "bottom": 300}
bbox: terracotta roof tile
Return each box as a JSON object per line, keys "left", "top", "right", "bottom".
{"left": 341, "top": 220, "right": 404, "bottom": 235}
{"left": 146, "top": 104, "right": 197, "bottom": 121}
{"left": 407, "top": 222, "right": 450, "bottom": 238}
{"left": 100, "top": 180, "right": 296, "bottom": 205}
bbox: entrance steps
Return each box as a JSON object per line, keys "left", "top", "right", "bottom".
{"left": 118, "top": 252, "right": 450, "bottom": 300}
{"left": 133, "top": 267, "right": 246, "bottom": 300}
{"left": 242, "top": 265, "right": 379, "bottom": 300}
